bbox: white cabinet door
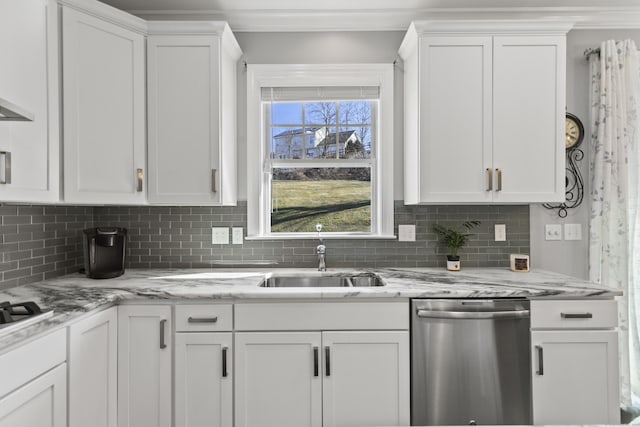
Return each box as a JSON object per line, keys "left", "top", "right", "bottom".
{"left": 322, "top": 331, "right": 410, "bottom": 427}
{"left": 399, "top": 23, "right": 568, "bottom": 204}
{"left": 118, "top": 305, "right": 172, "bottom": 427}
{"left": 175, "top": 332, "right": 232, "bottom": 427}
{"left": 235, "top": 332, "right": 322, "bottom": 427}
{"left": 62, "top": 6, "right": 145, "bottom": 204}
{"left": 411, "top": 36, "right": 492, "bottom": 203}
{"left": 147, "top": 24, "right": 240, "bottom": 205}
{"left": 0, "top": 363, "right": 66, "bottom": 427}
{"left": 492, "top": 36, "right": 566, "bottom": 203}
{"left": 0, "top": 0, "right": 60, "bottom": 202}
{"left": 68, "top": 307, "right": 117, "bottom": 427}
{"left": 531, "top": 330, "right": 619, "bottom": 424}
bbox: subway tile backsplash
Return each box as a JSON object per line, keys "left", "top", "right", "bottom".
{"left": 0, "top": 202, "right": 529, "bottom": 288}
{"left": 0, "top": 205, "right": 93, "bottom": 289}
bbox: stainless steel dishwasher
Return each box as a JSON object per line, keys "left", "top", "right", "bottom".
{"left": 411, "top": 299, "right": 532, "bottom": 426}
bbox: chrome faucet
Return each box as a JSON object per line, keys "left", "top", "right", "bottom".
{"left": 316, "top": 223, "right": 326, "bottom": 271}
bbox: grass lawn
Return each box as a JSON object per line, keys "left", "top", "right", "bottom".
{"left": 271, "top": 180, "right": 371, "bottom": 233}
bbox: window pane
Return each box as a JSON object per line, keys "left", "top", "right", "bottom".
{"left": 271, "top": 102, "right": 302, "bottom": 125}
{"left": 271, "top": 127, "right": 318, "bottom": 159}
{"left": 338, "top": 101, "right": 372, "bottom": 125}
{"left": 271, "top": 168, "right": 371, "bottom": 233}
{"left": 305, "top": 102, "right": 336, "bottom": 127}
{"left": 337, "top": 126, "right": 371, "bottom": 159}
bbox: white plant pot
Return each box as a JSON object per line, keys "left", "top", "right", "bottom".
{"left": 446, "top": 256, "right": 460, "bottom": 271}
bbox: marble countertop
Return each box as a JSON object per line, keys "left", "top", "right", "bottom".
{"left": 0, "top": 267, "right": 621, "bottom": 353}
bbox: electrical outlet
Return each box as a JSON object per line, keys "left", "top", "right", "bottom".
{"left": 211, "top": 227, "right": 229, "bottom": 244}
{"left": 545, "top": 224, "right": 562, "bottom": 241}
{"left": 398, "top": 225, "right": 416, "bottom": 242}
{"left": 232, "top": 227, "right": 244, "bottom": 244}
{"left": 564, "top": 223, "right": 582, "bottom": 241}
{"left": 494, "top": 224, "right": 506, "bottom": 241}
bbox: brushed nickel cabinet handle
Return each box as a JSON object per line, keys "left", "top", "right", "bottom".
{"left": 222, "top": 346, "right": 228, "bottom": 377}
{"left": 561, "top": 312, "right": 593, "bottom": 319}
{"left": 0, "top": 151, "right": 11, "bottom": 184}
{"left": 486, "top": 168, "right": 492, "bottom": 191}
{"left": 159, "top": 319, "right": 167, "bottom": 349}
{"left": 313, "top": 346, "right": 319, "bottom": 377}
{"left": 535, "top": 345, "right": 544, "bottom": 375}
{"left": 496, "top": 168, "right": 502, "bottom": 191}
{"left": 136, "top": 168, "right": 143, "bottom": 192}
{"left": 212, "top": 169, "right": 217, "bottom": 193}
{"left": 325, "top": 346, "right": 331, "bottom": 377}
{"left": 187, "top": 316, "right": 218, "bottom": 323}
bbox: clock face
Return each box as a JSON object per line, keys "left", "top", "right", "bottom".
{"left": 565, "top": 113, "right": 584, "bottom": 149}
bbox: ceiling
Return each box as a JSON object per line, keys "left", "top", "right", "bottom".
{"left": 99, "top": 0, "right": 640, "bottom": 31}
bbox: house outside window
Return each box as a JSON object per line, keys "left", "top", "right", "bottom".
{"left": 246, "top": 64, "right": 394, "bottom": 239}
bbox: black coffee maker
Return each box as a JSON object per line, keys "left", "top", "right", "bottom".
{"left": 82, "top": 227, "right": 127, "bottom": 279}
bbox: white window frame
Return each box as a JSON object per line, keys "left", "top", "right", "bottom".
{"left": 247, "top": 64, "right": 395, "bottom": 239}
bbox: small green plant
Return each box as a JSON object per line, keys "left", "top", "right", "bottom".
{"left": 432, "top": 220, "right": 481, "bottom": 258}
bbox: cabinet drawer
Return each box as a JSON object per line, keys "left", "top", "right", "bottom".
{"left": 531, "top": 300, "right": 617, "bottom": 329}
{"left": 175, "top": 304, "right": 233, "bottom": 332}
{"left": 0, "top": 328, "right": 66, "bottom": 398}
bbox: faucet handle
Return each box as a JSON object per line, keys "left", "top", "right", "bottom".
{"left": 316, "top": 223, "right": 323, "bottom": 233}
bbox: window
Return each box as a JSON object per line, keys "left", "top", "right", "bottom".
{"left": 247, "top": 65, "right": 394, "bottom": 239}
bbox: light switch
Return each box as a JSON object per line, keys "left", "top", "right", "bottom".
{"left": 494, "top": 224, "right": 506, "bottom": 241}
{"left": 398, "top": 225, "right": 416, "bottom": 242}
{"left": 564, "top": 223, "right": 582, "bottom": 241}
{"left": 211, "top": 227, "right": 229, "bottom": 244}
{"left": 545, "top": 224, "right": 562, "bottom": 241}
{"left": 232, "top": 227, "right": 244, "bottom": 244}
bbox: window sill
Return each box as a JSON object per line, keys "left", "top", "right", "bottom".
{"left": 245, "top": 233, "right": 397, "bottom": 241}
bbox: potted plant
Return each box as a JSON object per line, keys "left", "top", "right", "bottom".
{"left": 433, "top": 220, "right": 481, "bottom": 271}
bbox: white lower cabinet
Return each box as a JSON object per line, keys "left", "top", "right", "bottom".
{"left": 322, "top": 331, "right": 410, "bottom": 427}
{"left": 0, "top": 328, "right": 67, "bottom": 427}
{"left": 235, "top": 332, "right": 322, "bottom": 427}
{"left": 117, "top": 305, "right": 172, "bottom": 427}
{"left": 0, "top": 364, "right": 66, "bottom": 427}
{"left": 530, "top": 300, "right": 620, "bottom": 424}
{"left": 174, "top": 304, "right": 233, "bottom": 427}
{"left": 68, "top": 307, "right": 117, "bottom": 427}
{"left": 235, "top": 325, "right": 409, "bottom": 427}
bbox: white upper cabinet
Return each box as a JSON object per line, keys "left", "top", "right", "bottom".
{"left": 0, "top": 0, "right": 60, "bottom": 203}
{"left": 61, "top": 0, "right": 146, "bottom": 204}
{"left": 399, "top": 21, "right": 571, "bottom": 204}
{"left": 147, "top": 22, "right": 241, "bottom": 205}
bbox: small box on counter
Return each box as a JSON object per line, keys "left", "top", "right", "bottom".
{"left": 510, "top": 254, "right": 530, "bottom": 272}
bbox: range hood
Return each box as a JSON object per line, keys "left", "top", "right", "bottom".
{"left": 0, "top": 97, "right": 34, "bottom": 121}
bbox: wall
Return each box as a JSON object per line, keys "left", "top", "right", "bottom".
{"left": 93, "top": 202, "right": 529, "bottom": 269}
{"left": 0, "top": 205, "right": 92, "bottom": 289}
{"left": 234, "top": 31, "right": 407, "bottom": 200}
{"left": 529, "top": 29, "right": 640, "bottom": 279}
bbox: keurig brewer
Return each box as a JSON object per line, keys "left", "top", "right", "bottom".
{"left": 82, "top": 227, "right": 127, "bottom": 279}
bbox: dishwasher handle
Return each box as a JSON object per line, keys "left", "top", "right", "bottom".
{"left": 416, "top": 309, "right": 530, "bottom": 320}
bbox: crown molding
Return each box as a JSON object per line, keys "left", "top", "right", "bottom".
{"left": 58, "top": 0, "right": 147, "bottom": 34}
{"left": 125, "top": 6, "right": 640, "bottom": 31}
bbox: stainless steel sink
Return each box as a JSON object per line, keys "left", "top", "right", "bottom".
{"left": 259, "top": 274, "right": 384, "bottom": 288}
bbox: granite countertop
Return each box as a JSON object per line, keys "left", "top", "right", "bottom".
{"left": 0, "top": 267, "right": 621, "bottom": 353}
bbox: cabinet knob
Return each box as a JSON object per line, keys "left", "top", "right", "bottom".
{"left": 159, "top": 319, "right": 167, "bottom": 349}
{"left": 535, "top": 345, "right": 544, "bottom": 375}
{"left": 0, "top": 151, "right": 11, "bottom": 185}
{"left": 222, "top": 346, "right": 228, "bottom": 377}
{"left": 136, "top": 168, "right": 143, "bottom": 192}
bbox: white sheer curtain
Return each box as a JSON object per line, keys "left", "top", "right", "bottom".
{"left": 589, "top": 39, "right": 640, "bottom": 409}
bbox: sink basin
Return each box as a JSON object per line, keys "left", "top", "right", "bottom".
{"left": 259, "top": 274, "right": 384, "bottom": 288}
